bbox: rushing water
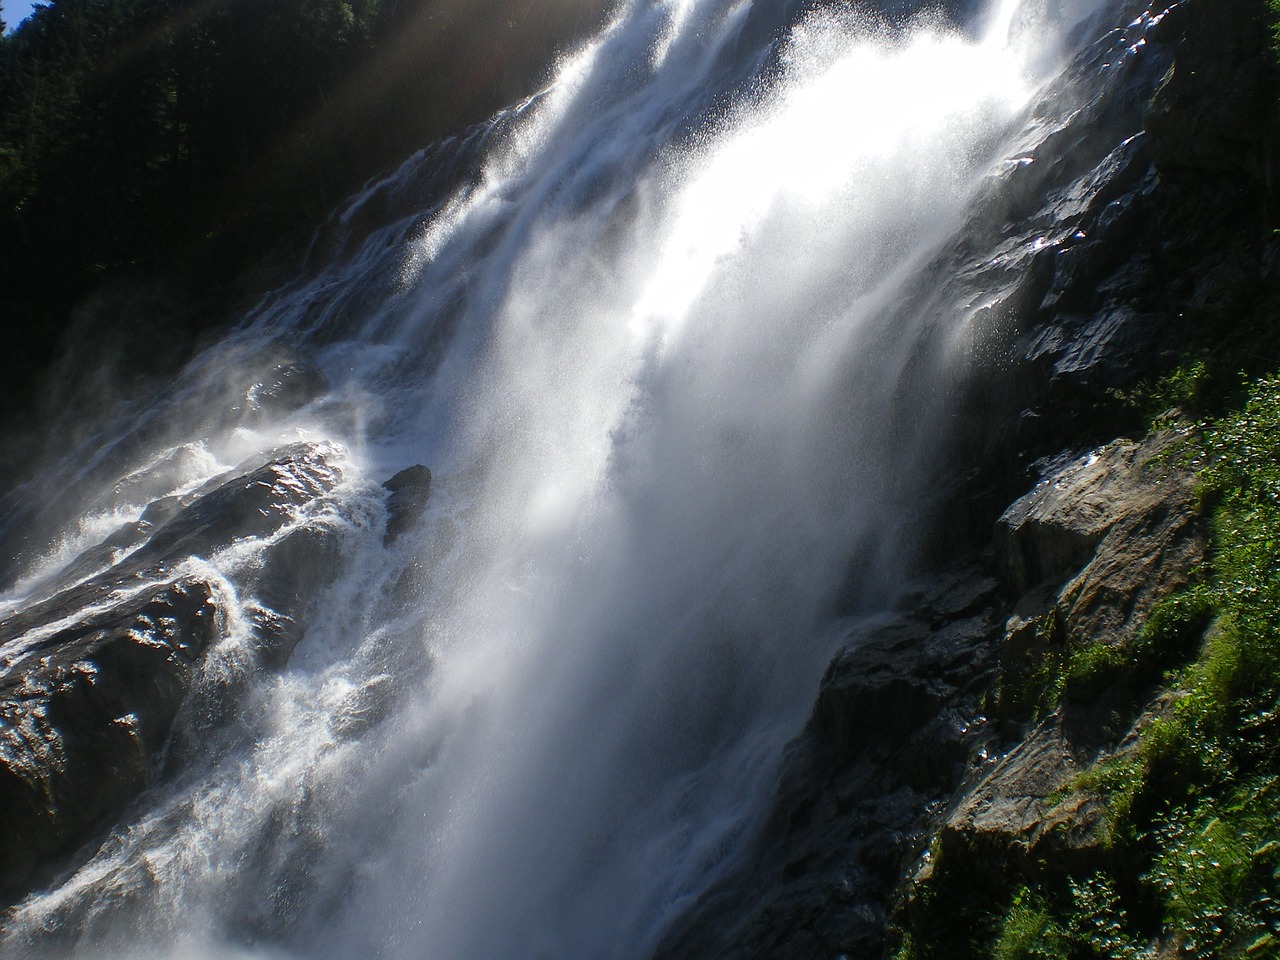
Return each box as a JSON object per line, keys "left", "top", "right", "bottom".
{"left": 0, "top": 0, "right": 1139, "bottom": 956}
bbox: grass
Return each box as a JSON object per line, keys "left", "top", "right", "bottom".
{"left": 991, "top": 889, "right": 1070, "bottom": 960}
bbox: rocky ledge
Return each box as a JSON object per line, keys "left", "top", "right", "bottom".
{"left": 895, "top": 428, "right": 1205, "bottom": 940}
{"left": 0, "top": 441, "right": 347, "bottom": 900}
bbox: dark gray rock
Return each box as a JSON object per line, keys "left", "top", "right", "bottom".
{"left": 0, "top": 579, "right": 221, "bottom": 898}
{"left": 654, "top": 569, "right": 1003, "bottom": 960}
{"left": 0, "top": 441, "right": 348, "bottom": 900}
{"left": 811, "top": 612, "right": 994, "bottom": 770}
{"left": 235, "top": 359, "right": 331, "bottom": 426}
{"left": 250, "top": 523, "right": 347, "bottom": 668}
{"left": 383, "top": 464, "right": 432, "bottom": 545}
{"left": 1024, "top": 306, "right": 1167, "bottom": 389}
{"left": 1145, "top": 0, "right": 1277, "bottom": 184}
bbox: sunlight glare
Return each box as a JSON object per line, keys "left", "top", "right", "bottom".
{"left": 630, "top": 11, "right": 1031, "bottom": 353}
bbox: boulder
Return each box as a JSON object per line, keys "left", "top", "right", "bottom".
{"left": 994, "top": 430, "right": 1197, "bottom": 598}
{"left": 931, "top": 720, "right": 1109, "bottom": 888}
{"left": 0, "top": 441, "right": 348, "bottom": 899}
{"left": 383, "top": 464, "right": 432, "bottom": 545}
{"left": 1055, "top": 478, "right": 1203, "bottom": 652}
{"left": 0, "top": 579, "right": 221, "bottom": 897}
{"left": 993, "top": 428, "right": 1205, "bottom": 725}
{"left": 248, "top": 523, "right": 347, "bottom": 668}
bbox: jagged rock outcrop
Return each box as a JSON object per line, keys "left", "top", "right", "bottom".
{"left": 996, "top": 430, "right": 1204, "bottom": 653}
{"left": 936, "top": 722, "right": 1108, "bottom": 878}
{"left": 0, "top": 441, "right": 347, "bottom": 899}
{"left": 9, "top": 442, "right": 344, "bottom": 626}
{"left": 0, "top": 579, "right": 221, "bottom": 899}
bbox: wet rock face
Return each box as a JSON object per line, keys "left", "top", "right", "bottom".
{"left": 898, "top": 0, "right": 1181, "bottom": 561}
{"left": 0, "top": 442, "right": 347, "bottom": 899}
{"left": 383, "top": 464, "right": 432, "bottom": 545}
{"left": 1146, "top": 0, "right": 1277, "bottom": 183}
{"left": 6, "top": 442, "right": 346, "bottom": 636}
{"left": 0, "top": 347, "right": 332, "bottom": 587}
{"left": 0, "top": 579, "right": 221, "bottom": 897}
{"left": 655, "top": 570, "right": 1004, "bottom": 960}
{"left": 139, "top": 441, "right": 344, "bottom": 565}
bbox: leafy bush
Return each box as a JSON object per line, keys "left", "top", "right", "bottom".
{"left": 1146, "top": 778, "right": 1280, "bottom": 958}
{"left": 1065, "top": 873, "right": 1147, "bottom": 960}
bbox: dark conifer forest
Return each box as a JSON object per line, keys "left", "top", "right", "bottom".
{"left": 0, "top": 0, "right": 608, "bottom": 418}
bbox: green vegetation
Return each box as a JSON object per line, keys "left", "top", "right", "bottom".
{"left": 991, "top": 889, "right": 1071, "bottom": 960}
{"left": 1057, "top": 586, "right": 1217, "bottom": 708}
{"left": 1147, "top": 777, "right": 1280, "bottom": 957}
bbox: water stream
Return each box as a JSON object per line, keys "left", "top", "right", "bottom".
{"left": 0, "top": 0, "right": 1136, "bottom": 956}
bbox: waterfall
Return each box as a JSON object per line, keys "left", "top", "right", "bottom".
{"left": 0, "top": 0, "right": 1144, "bottom": 956}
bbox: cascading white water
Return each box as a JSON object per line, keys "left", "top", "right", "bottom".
{"left": 0, "top": 0, "right": 1123, "bottom": 957}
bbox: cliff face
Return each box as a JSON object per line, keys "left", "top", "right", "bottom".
{"left": 654, "top": 1, "right": 1280, "bottom": 957}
